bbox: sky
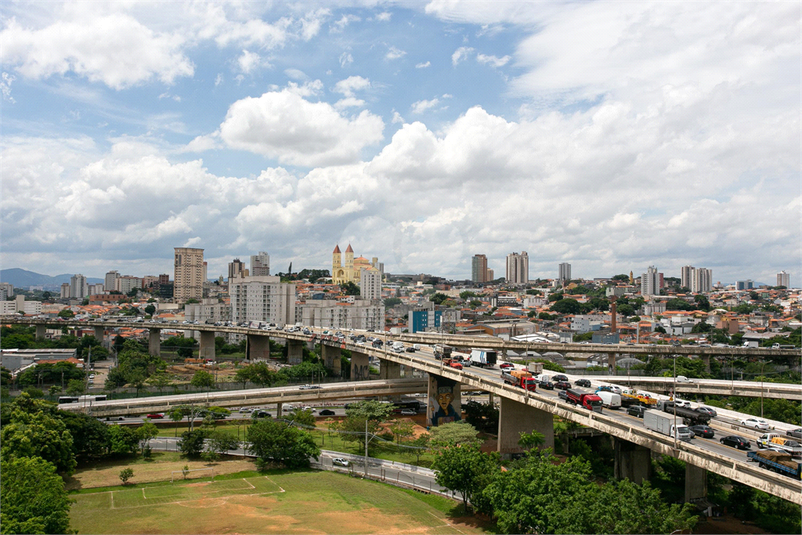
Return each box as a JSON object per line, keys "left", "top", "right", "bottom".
{"left": 1, "top": 1, "right": 799, "bottom": 285}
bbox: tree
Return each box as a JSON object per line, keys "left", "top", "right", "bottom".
{"left": 517, "top": 430, "right": 545, "bottom": 451}
{"left": 1, "top": 402, "right": 77, "bottom": 475}
{"left": 190, "top": 369, "right": 215, "bottom": 390}
{"left": 694, "top": 294, "right": 711, "bottom": 311}
{"left": 432, "top": 441, "right": 497, "bottom": 513}
{"left": 429, "top": 421, "right": 480, "bottom": 448}
{"left": 136, "top": 421, "right": 159, "bottom": 456}
{"left": 550, "top": 298, "right": 581, "bottom": 315}
{"left": 119, "top": 468, "right": 134, "bottom": 485}
{"left": 389, "top": 419, "right": 415, "bottom": 444}
{"left": 246, "top": 419, "right": 320, "bottom": 469}
{"left": 204, "top": 430, "right": 240, "bottom": 462}
{"left": 57, "top": 309, "right": 74, "bottom": 319}
{"left": 65, "top": 378, "right": 85, "bottom": 396}
{"left": 144, "top": 304, "right": 156, "bottom": 316}
{"left": 285, "top": 408, "right": 316, "bottom": 427}
{"left": 340, "top": 281, "right": 360, "bottom": 296}
{"left": 339, "top": 400, "right": 394, "bottom": 450}
{"left": 146, "top": 372, "right": 173, "bottom": 393}
{"left": 0, "top": 455, "right": 73, "bottom": 535}
{"left": 107, "top": 425, "right": 139, "bottom": 456}
{"left": 172, "top": 405, "right": 205, "bottom": 431}
{"left": 430, "top": 293, "right": 449, "bottom": 305}
{"left": 60, "top": 411, "right": 110, "bottom": 459}
{"left": 178, "top": 429, "right": 208, "bottom": 457}
{"left": 236, "top": 362, "right": 277, "bottom": 388}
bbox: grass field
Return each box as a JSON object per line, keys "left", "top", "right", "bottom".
{"left": 71, "top": 470, "right": 491, "bottom": 534}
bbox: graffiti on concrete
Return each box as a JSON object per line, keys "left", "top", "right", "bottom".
{"left": 429, "top": 376, "right": 461, "bottom": 426}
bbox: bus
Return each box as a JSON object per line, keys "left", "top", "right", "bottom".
{"left": 58, "top": 395, "right": 108, "bottom": 404}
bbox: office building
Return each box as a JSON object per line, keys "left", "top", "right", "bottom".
{"left": 691, "top": 268, "right": 712, "bottom": 293}
{"left": 558, "top": 263, "right": 572, "bottom": 285}
{"left": 506, "top": 251, "right": 529, "bottom": 285}
{"left": 70, "top": 274, "right": 88, "bottom": 299}
{"left": 409, "top": 309, "right": 442, "bottom": 333}
{"left": 680, "top": 266, "right": 694, "bottom": 289}
{"left": 641, "top": 266, "right": 660, "bottom": 296}
{"left": 777, "top": 271, "right": 790, "bottom": 287}
{"left": 229, "top": 275, "right": 296, "bottom": 327}
{"left": 360, "top": 269, "right": 382, "bottom": 301}
{"left": 228, "top": 258, "right": 245, "bottom": 280}
{"left": 174, "top": 247, "right": 205, "bottom": 303}
{"left": 472, "top": 254, "right": 488, "bottom": 283}
{"left": 736, "top": 280, "right": 753, "bottom": 291}
{"left": 250, "top": 251, "right": 270, "bottom": 276}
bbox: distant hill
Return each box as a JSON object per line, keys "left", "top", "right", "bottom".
{"left": 0, "top": 268, "right": 103, "bottom": 289}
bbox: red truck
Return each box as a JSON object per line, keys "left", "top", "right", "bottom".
{"left": 502, "top": 369, "right": 537, "bottom": 391}
{"left": 566, "top": 389, "right": 603, "bottom": 412}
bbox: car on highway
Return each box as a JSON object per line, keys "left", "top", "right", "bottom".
{"left": 720, "top": 435, "right": 751, "bottom": 450}
{"left": 332, "top": 458, "right": 350, "bottom": 467}
{"left": 741, "top": 418, "right": 769, "bottom": 430}
{"left": 557, "top": 390, "right": 569, "bottom": 401}
{"left": 498, "top": 362, "right": 514, "bottom": 369}
{"left": 538, "top": 379, "right": 554, "bottom": 390}
{"left": 786, "top": 428, "right": 802, "bottom": 439}
{"left": 552, "top": 374, "right": 569, "bottom": 382}
{"left": 319, "top": 409, "right": 335, "bottom": 416}
{"left": 400, "top": 409, "right": 418, "bottom": 416}
{"left": 696, "top": 406, "right": 718, "bottom": 418}
{"left": 448, "top": 361, "right": 463, "bottom": 370}
{"left": 405, "top": 347, "right": 417, "bottom": 352}
{"left": 673, "top": 398, "right": 692, "bottom": 408}
{"left": 106, "top": 416, "right": 125, "bottom": 421}
{"left": 627, "top": 405, "right": 646, "bottom": 418}
{"left": 239, "top": 407, "right": 253, "bottom": 413}
{"left": 689, "top": 425, "right": 715, "bottom": 439}
{"left": 554, "top": 381, "right": 571, "bottom": 390}
{"left": 575, "top": 379, "right": 591, "bottom": 388}
{"left": 299, "top": 384, "right": 321, "bottom": 390}
{"left": 252, "top": 410, "right": 271, "bottom": 419}
{"left": 146, "top": 413, "right": 164, "bottom": 419}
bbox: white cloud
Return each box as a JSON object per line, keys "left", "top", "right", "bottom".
{"left": 339, "top": 52, "right": 354, "bottom": 67}
{"left": 391, "top": 111, "right": 404, "bottom": 124}
{"left": 237, "top": 49, "right": 268, "bottom": 74}
{"left": 1, "top": 72, "right": 15, "bottom": 103}
{"left": 334, "top": 97, "right": 366, "bottom": 109}
{"left": 477, "top": 53, "right": 510, "bottom": 67}
{"left": 331, "top": 14, "right": 361, "bottom": 33}
{"left": 451, "top": 46, "right": 474, "bottom": 65}
{"left": 214, "top": 73, "right": 223, "bottom": 86}
{"left": 300, "top": 9, "right": 330, "bottom": 41}
{"left": 410, "top": 98, "right": 440, "bottom": 114}
{"left": 284, "top": 68, "right": 307, "bottom": 80}
{"left": 333, "top": 75, "right": 371, "bottom": 97}
{"left": 0, "top": 14, "right": 194, "bottom": 89}
{"left": 415, "top": 61, "right": 431, "bottom": 69}
{"left": 218, "top": 88, "right": 384, "bottom": 166}
{"left": 386, "top": 46, "right": 406, "bottom": 60}
{"left": 376, "top": 12, "right": 392, "bottom": 22}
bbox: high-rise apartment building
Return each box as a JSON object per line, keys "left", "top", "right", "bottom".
{"left": 174, "top": 247, "right": 204, "bottom": 303}
{"left": 70, "top": 274, "right": 88, "bottom": 299}
{"left": 360, "top": 269, "right": 382, "bottom": 301}
{"left": 641, "top": 266, "right": 660, "bottom": 296}
{"left": 472, "top": 254, "right": 488, "bottom": 283}
{"left": 297, "top": 299, "right": 384, "bottom": 331}
{"left": 229, "top": 275, "right": 296, "bottom": 327}
{"left": 777, "top": 271, "right": 790, "bottom": 287}
{"left": 680, "top": 265, "right": 694, "bottom": 289}
{"left": 104, "top": 270, "right": 119, "bottom": 292}
{"left": 118, "top": 276, "right": 142, "bottom": 294}
{"left": 558, "top": 263, "right": 571, "bottom": 285}
{"left": 250, "top": 251, "right": 270, "bottom": 276}
{"left": 486, "top": 268, "right": 494, "bottom": 281}
{"left": 506, "top": 252, "right": 529, "bottom": 285}
{"left": 228, "top": 258, "right": 245, "bottom": 280}
{"left": 691, "top": 268, "right": 712, "bottom": 293}
{"left": 0, "top": 282, "right": 13, "bottom": 301}
{"left": 60, "top": 283, "right": 70, "bottom": 299}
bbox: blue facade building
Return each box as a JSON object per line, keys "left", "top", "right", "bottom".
{"left": 409, "top": 310, "right": 442, "bottom": 333}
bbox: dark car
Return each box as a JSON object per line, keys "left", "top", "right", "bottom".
{"left": 558, "top": 390, "right": 569, "bottom": 401}
{"left": 627, "top": 405, "right": 646, "bottom": 418}
{"left": 251, "top": 410, "right": 271, "bottom": 419}
{"left": 696, "top": 407, "right": 718, "bottom": 418}
{"left": 552, "top": 374, "right": 569, "bottom": 382}
{"left": 689, "top": 425, "right": 715, "bottom": 439}
{"left": 538, "top": 380, "right": 554, "bottom": 390}
{"left": 405, "top": 347, "right": 417, "bottom": 352}
{"left": 787, "top": 428, "right": 802, "bottom": 439}
{"left": 720, "top": 435, "right": 751, "bottom": 450}
{"left": 319, "top": 409, "right": 335, "bottom": 416}
{"left": 554, "top": 381, "right": 571, "bottom": 390}
{"left": 575, "top": 379, "right": 591, "bottom": 388}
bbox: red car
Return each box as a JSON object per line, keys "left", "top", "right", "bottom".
{"left": 449, "top": 361, "right": 463, "bottom": 370}
{"left": 498, "top": 363, "right": 514, "bottom": 369}
{"left": 146, "top": 413, "right": 164, "bottom": 419}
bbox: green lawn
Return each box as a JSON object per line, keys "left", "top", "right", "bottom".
{"left": 70, "top": 469, "right": 491, "bottom": 534}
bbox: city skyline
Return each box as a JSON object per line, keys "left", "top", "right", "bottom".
{"left": 1, "top": 2, "right": 798, "bottom": 284}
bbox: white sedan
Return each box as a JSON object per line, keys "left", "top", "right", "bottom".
{"left": 741, "top": 417, "right": 769, "bottom": 430}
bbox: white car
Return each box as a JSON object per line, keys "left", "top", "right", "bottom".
{"left": 332, "top": 458, "right": 350, "bottom": 467}
{"left": 741, "top": 418, "right": 769, "bottom": 430}
{"left": 673, "top": 398, "right": 692, "bottom": 408}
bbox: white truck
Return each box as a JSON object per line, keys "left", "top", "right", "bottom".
{"left": 527, "top": 362, "right": 544, "bottom": 375}
{"left": 469, "top": 349, "right": 498, "bottom": 368}
{"left": 643, "top": 409, "right": 694, "bottom": 441}
{"left": 595, "top": 391, "right": 622, "bottom": 409}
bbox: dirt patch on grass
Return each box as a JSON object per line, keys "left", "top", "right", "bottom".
{"left": 67, "top": 457, "right": 257, "bottom": 490}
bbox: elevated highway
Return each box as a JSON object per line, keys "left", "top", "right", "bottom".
{"left": 600, "top": 376, "right": 802, "bottom": 400}
{"left": 7, "top": 317, "right": 801, "bottom": 504}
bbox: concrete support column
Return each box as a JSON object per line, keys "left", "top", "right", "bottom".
{"left": 276, "top": 402, "right": 283, "bottom": 418}
{"left": 321, "top": 344, "right": 342, "bottom": 375}
{"left": 36, "top": 325, "right": 46, "bottom": 339}
{"left": 427, "top": 374, "right": 462, "bottom": 427}
{"left": 608, "top": 352, "right": 617, "bottom": 373}
{"left": 350, "top": 351, "right": 370, "bottom": 380}
{"left": 701, "top": 355, "right": 711, "bottom": 373}
{"left": 248, "top": 334, "right": 270, "bottom": 361}
{"left": 287, "top": 339, "right": 303, "bottom": 365}
{"left": 613, "top": 438, "right": 652, "bottom": 484}
{"left": 199, "top": 331, "right": 215, "bottom": 360}
{"left": 497, "top": 397, "right": 554, "bottom": 456}
{"left": 685, "top": 463, "right": 708, "bottom": 503}
{"left": 94, "top": 326, "right": 105, "bottom": 342}
{"left": 379, "top": 359, "right": 401, "bottom": 380}
{"left": 488, "top": 392, "right": 494, "bottom": 407}
{"left": 148, "top": 328, "right": 161, "bottom": 356}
